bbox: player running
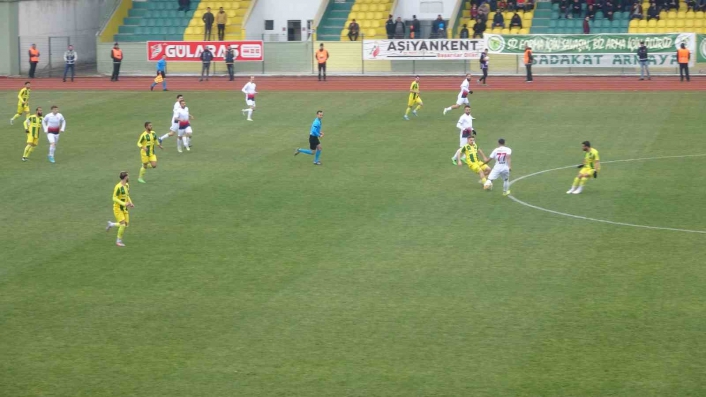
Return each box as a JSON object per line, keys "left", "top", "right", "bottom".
{"left": 22, "top": 107, "right": 43, "bottom": 161}
{"left": 482, "top": 138, "right": 512, "bottom": 196}
{"left": 294, "top": 110, "right": 324, "bottom": 165}
{"left": 458, "top": 135, "right": 491, "bottom": 186}
{"left": 567, "top": 141, "right": 600, "bottom": 195}
{"left": 106, "top": 171, "right": 134, "bottom": 247}
{"left": 138, "top": 121, "right": 162, "bottom": 183}
{"left": 174, "top": 99, "right": 194, "bottom": 153}
{"left": 443, "top": 74, "right": 473, "bottom": 115}
{"left": 42, "top": 105, "right": 66, "bottom": 163}
{"left": 158, "top": 94, "right": 183, "bottom": 144}
{"left": 241, "top": 76, "right": 257, "bottom": 122}
{"left": 452, "top": 105, "right": 475, "bottom": 165}
{"left": 404, "top": 76, "right": 423, "bottom": 120}
{"left": 10, "top": 82, "right": 31, "bottom": 125}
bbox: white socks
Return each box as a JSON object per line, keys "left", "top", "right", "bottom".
{"left": 503, "top": 180, "right": 510, "bottom": 192}
{"left": 177, "top": 139, "right": 183, "bottom": 150}
{"left": 49, "top": 145, "right": 55, "bottom": 157}
{"left": 247, "top": 109, "right": 253, "bottom": 120}
{"left": 183, "top": 136, "right": 190, "bottom": 147}
{"left": 159, "top": 133, "right": 170, "bottom": 140}
{"left": 109, "top": 222, "right": 118, "bottom": 227}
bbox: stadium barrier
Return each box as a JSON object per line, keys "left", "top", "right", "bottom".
{"left": 96, "top": 34, "right": 706, "bottom": 76}
{"left": 19, "top": 35, "right": 98, "bottom": 77}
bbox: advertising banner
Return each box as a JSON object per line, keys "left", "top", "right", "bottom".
{"left": 146, "top": 41, "right": 264, "bottom": 62}
{"left": 363, "top": 39, "right": 486, "bottom": 60}
{"left": 698, "top": 34, "right": 706, "bottom": 63}
{"left": 525, "top": 53, "right": 685, "bottom": 67}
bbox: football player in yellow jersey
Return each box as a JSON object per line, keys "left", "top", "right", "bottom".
{"left": 11, "top": 82, "right": 31, "bottom": 125}
{"left": 567, "top": 141, "right": 600, "bottom": 195}
{"left": 22, "top": 107, "right": 43, "bottom": 161}
{"left": 404, "top": 76, "right": 423, "bottom": 120}
{"left": 106, "top": 171, "right": 134, "bottom": 247}
{"left": 457, "top": 133, "right": 491, "bottom": 186}
{"left": 137, "top": 121, "right": 162, "bottom": 183}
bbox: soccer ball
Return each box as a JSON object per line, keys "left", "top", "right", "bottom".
{"left": 483, "top": 181, "right": 493, "bottom": 190}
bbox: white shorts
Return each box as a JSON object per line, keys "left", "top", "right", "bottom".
{"left": 488, "top": 167, "right": 510, "bottom": 181}
{"left": 170, "top": 121, "right": 179, "bottom": 132}
{"left": 46, "top": 133, "right": 60, "bottom": 144}
{"left": 460, "top": 135, "right": 467, "bottom": 147}
{"left": 246, "top": 99, "right": 256, "bottom": 107}
{"left": 178, "top": 126, "right": 192, "bottom": 137}
{"left": 456, "top": 95, "right": 470, "bottom": 106}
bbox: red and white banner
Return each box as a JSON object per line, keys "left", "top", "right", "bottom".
{"left": 147, "top": 41, "right": 264, "bottom": 62}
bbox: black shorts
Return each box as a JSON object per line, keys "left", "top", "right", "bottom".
{"left": 158, "top": 71, "right": 165, "bottom": 78}
{"left": 309, "top": 135, "right": 320, "bottom": 150}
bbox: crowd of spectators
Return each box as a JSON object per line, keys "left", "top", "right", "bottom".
{"left": 556, "top": 0, "right": 705, "bottom": 21}
{"left": 378, "top": 14, "right": 448, "bottom": 40}
{"left": 468, "top": 0, "right": 535, "bottom": 13}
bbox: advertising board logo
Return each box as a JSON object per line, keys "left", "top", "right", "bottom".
{"left": 700, "top": 36, "right": 706, "bottom": 61}
{"left": 487, "top": 35, "right": 505, "bottom": 53}
{"left": 675, "top": 33, "right": 692, "bottom": 50}
{"left": 150, "top": 43, "right": 164, "bottom": 59}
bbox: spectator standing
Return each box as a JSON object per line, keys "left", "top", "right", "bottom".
{"left": 216, "top": 7, "right": 227, "bottom": 41}
{"left": 524, "top": 45, "right": 533, "bottom": 82}
{"left": 316, "top": 43, "right": 329, "bottom": 81}
{"left": 571, "top": 0, "right": 582, "bottom": 18}
{"left": 647, "top": 2, "right": 660, "bottom": 18}
{"left": 605, "top": 0, "right": 615, "bottom": 20}
{"left": 560, "top": 0, "right": 569, "bottom": 17}
{"left": 385, "top": 15, "right": 395, "bottom": 39}
{"left": 471, "top": 4, "right": 479, "bottom": 19}
{"left": 348, "top": 19, "right": 360, "bottom": 41}
{"left": 473, "top": 18, "right": 487, "bottom": 38}
{"left": 631, "top": 2, "right": 644, "bottom": 18}
{"left": 411, "top": 15, "right": 421, "bottom": 39}
{"left": 202, "top": 7, "right": 214, "bottom": 41}
{"left": 460, "top": 24, "right": 470, "bottom": 38}
{"left": 150, "top": 55, "right": 168, "bottom": 91}
{"left": 431, "top": 15, "right": 441, "bottom": 38}
{"left": 110, "top": 42, "right": 122, "bottom": 82}
{"left": 677, "top": 42, "right": 690, "bottom": 82}
{"left": 28, "top": 44, "right": 40, "bottom": 79}
{"left": 199, "top": 46, "right": 213, "bottom": 81}
{"left": 479, "top": 3, "right": 491, "bottom": 22}
{"left": 583, "top": 16, "right": 591, "bottom": 32}
{"left": 225, "top": 48, "right": 235, "bottom": 81}
{"left": 394, "top": 17, "right": 406, "bottom": 39}
{"left": 510, "top": 12, "right": 523, "bottom": 28}
{"left": 492, "top": 11, "right": 505, "bottom": 28}
{"left": 63, "top": 45, "right": 76, "bottom": 83}
{"left": 637, "top": 41, "right": 650, "bottom": 80}
{"left": 437, "top": 18, "right": 447, "bottom": 38}
{"left": 686, "top": 0, "right": 696, "bottom": 10}
{"left": 478, "top": 49, "right": 489, "bottom": 85}
{"left": 178, "top": 0, "right": 190, "bottom": 12}
{"left": 587, "top": 5, "right": 596, "bottom": 19}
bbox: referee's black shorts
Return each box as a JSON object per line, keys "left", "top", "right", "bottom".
{"left": 309, "top": 135, "right": 320, "bottom": 150}
{"left": 158, "top": 71, "right": 166, "bottom": 78}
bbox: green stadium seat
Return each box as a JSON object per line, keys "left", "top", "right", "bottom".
{"left": 621, "top": 11, "right": 630, "bottom": 19}
{"left": 160, "top": 27, "right": 169, "bottom": 34}
{"left": 167, "top": 27, "right": 178, "bottom": 34}
{"left": 611, "top": 19, "right": 621, "bottom": 27}
{"left": 596, "top": 11, "right": 604, "bottom": 19}
{"left": 549, "top": 20, "right": 558, "bottom": 27}
{"left": 552, "top": 3, "right": 559, "bottom": 10}
{"left": 147, "top": 19, "right": 156, "bottom": 27}
{"left": 140, "top": 19, "right": 148, "bottom": 26}
{"left": 594, "top": 20, "right": 603, "bottom": 27}
{"left": 620, "top": 19, "right": 629, "bottom": 27}
{"left": 168, "top": 10, "right": 178, "bottom": 18}
{"left": 551, "top": 11, "right": 559, "bottom": 18}
{"left": 148, "top": 2, "right": 157, "bottom": 10}
{"left": 558, "top": 19, "right": 567, "bottom": 27}
{"left": 163, "top": 19, "right": 172, "bottom": 27}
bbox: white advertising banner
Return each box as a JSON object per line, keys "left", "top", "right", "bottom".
{"left": 363, "top": 39, "right": 487, "bottom": 61}
{"left": 523, "top": 53, "right": 691, "bottom": 67}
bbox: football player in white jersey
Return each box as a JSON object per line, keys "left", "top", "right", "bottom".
{"left": 174, "top": 99, "right": 194, "bottom": 153}
{"left": 42, "top": 105, "right": 66, "bottom": 163}
{"left": 443, "top": 74, "right": 473, "bottom": 115}
{"left": 452, "top": 105, "right": 475, "bottom": 165}
{"left": 241, "top": 76, "right": 257, "bottom": 121}
{"left": 158, "top": 94, "right": 183, "bottom": 144}
{"left": 482, "top": 138, "right": 513, "bottom": 196}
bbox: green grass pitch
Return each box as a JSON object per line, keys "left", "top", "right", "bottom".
{"left": 1, "top": 89, "right": 706, "bottom": 396}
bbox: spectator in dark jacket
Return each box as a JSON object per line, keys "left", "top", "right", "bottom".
{"left": 637, "top": 41, "right": 650, "bottom": 80}
{"left": 665, "top": 0, "right": 678, "bottom": 10}
{"left": 394, "top": 17, "right": 406, "bottom": 39}
{"left": 473, "top": 18, "right": 486, "bottom": 37}
{"left": 560, "top": 0, "right": 569, "bottom": 17}
{"left": 604, "top": 0, "right": 615, "bottom": 19}
{"left": 202, "top": 7, "right": 214, "bottom": 40}
{"left": 583, "top": 16, "right": 591, "bottom": 33}
{"left": 510, "top": 12, "right": 523, "bottom": 28}
{"left": 225, "top": 48, "right": 234, "bottom": 81}
{"left": 631, "top": 2, "right": 644, "bottom": 18}
{"left": 199, "top": 47, "right": 213, "bottom": 81}
{"left": 178, "top": 0, "right": 190, "bottom": 12}
{"left": 586, "top": 5, "right": 596, "bottom": 18}
{"left": 460, "top": 24, "right": 470, "bottom": 38}
{"left": 571, "top": 0, "right": 582, "bottom": 18}
{"left": 431, "top": 15, "right": 443, "bottom": 37}
{"left": 348, "top": 19, "right": 360, "bottom": 41}
{"left": 411, "top": 15, "right": 421, "bottom": 38}
{"left": 492, "top": 11, "right": 505, "bottom": 28}
{"left": 647, "top": 2, "right": 659, "bottom": 18}
{"left": 385, "top": 15, "right": 395, "bottom": 39}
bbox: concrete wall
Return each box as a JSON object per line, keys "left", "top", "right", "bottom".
{"left": 0, "top": 1, "right": 20, "bottom": 75}
{"left": 245, "top": 0, "right": 322, "bottom": 41}
{"left": 395, "top": 0, "right": 458, "bottom": 19}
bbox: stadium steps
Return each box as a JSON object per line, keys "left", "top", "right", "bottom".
{"left": 114, "top": 0, "right": 200, "bottom": 42}
{"left": 317, "top": 0, "right": 354, "bottom": 41}
{"left": 183, "top": 0, "right": 250, "bottom": 41}
{"left": 530, "top": 2, "right": 551, "bottom": 33}
{"left": 534, "top": 1, "right": 631, "bottom": 34}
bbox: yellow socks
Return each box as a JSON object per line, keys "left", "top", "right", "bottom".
{"left": 23, "top": 145, "right": 33, "bottom": 158}
{"left": 579, "top": 178, "right": 587, "bottom": 187}
{"left": 405, "top": 108, "right": 411, "bottom": 116}
{"left": 117, "top": 224, "right": 125, "bottom": 240}
{"left": 11, "top": 113, "right": 20, "bottom": 122}
{"left": 572, "top": 177, "right": 580, "bottom": 187}
{"left": 139, "top": 166, "right": 146, "bottom": 179}
{"left": 414, "top": 105, "right": 422, "bottom": 112}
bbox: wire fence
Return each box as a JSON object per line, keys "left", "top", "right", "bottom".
{"left": 19, "top": 35, "right": 98, "bottom": 78}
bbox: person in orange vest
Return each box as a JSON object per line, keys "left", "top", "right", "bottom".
{"left": 677, "top": 42, "right": 690, "bottom": 82}
{"left": 524, "top": 45, "right": 533, "bottom": 83}
{"left": 316, "top": 43, "right": 329, "bottom": 82}
{"left": 28, "top": 44, "right": 40, "bottom": 79}
{"left": 110, "top": 42, "right": 123, "bottom": 82}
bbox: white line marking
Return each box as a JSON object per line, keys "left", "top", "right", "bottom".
{"left": 508, "top": 154, "right": 706, "bottom": 234}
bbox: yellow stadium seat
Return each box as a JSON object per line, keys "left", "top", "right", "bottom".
{"left": 666, "top": 19, "right": 676, "bottom": 27}
{"left": 371, "top": 20, "right": 380, "bottom": 28}
{"left": 653, "top": 27, "right": 664, "bottom": 33}
{"left": 648, "top": 19, "right": 657, "bottom": 27}
{"left": 627, "top": 27, "right": 636, "bottom": 33}
{"left": 463, "top": 10, "right": 470, "bottom": 17}
{"left": 366, "top": 12, "right": 375, "bottom": 19}
{"left": 696, "top": 11, "right": 705, "bottom": 18}
{"left": 352, "top": 4, "right": 360, "bottom": 11}
{"left": 340, "top": 29, "right": 348, "bottom": 36}
{"left": 491, "top": 28, "right": 502, "bottom": 33}
{"left": 659, "top": 11, "right": 666, "bottom": 19}
{"left": 676, "top": 19, "right": 685, "bottom": 27}
{"left": 696, "top": 20, "right": 704, "bottom": 27}
{"left": 504, "top": 12, "right": 512, "bottom": 20}
{"left": 360, "top": 4, "right": 369, "bottom": 12}
{"left": 668, "top": 11, "right": 677, "bottom": 18}
{"left": 524, "top": 12, "right": 534, "bottom": 19}
{"left": 374, "top": 11, "right": 383, "bottom": 19}
{"left": 685, "top": 11, "right": 695, "bottom": 19}
{"left": 185, "top": 27, "right": 194, "bottom": 34}
{"left": 519, "top": 28, "right": 530, "bottom": 34}
{"left": 629, "top": 19, "right": 639, "bottom": 28}
{"left": 501, "top": 28, "right": 510, "bottom": 34}
{"left": 641, "top": 2, "right": 649, "bottom": 11}
{"left": 638, "top": 19, "right": 647, "bottom": 27}
{"left": 349, "top": 12, "right": 357, "bottom": 19}
{"left": 367, "top": 28, "right": 376, "bottom": 37}
{"left": 657, "top": 19, "right": 666, "bottom": 27}
{"left": 677, "top": 11, "right": 686, "bottom": 18}
{"left": 685, "top": 19, "right": 695, "bottom": 27}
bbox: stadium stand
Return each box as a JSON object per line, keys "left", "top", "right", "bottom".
{"left": 114, "top": 0, "right": 200, "bottom": 42}
{"left": 318, "top": 0, "right": 394, "bottom": 41}
{"left": 628, "top": 7, "right": 706, "bottom": 34}
{"left": 534, "top": 1, "right": 629, "bottom": 34}
{"left": 183, "top": 0, "right": 251, "bottom": 41}
{"left": 457, "top": 1, "right": 532, "bottom": 36}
